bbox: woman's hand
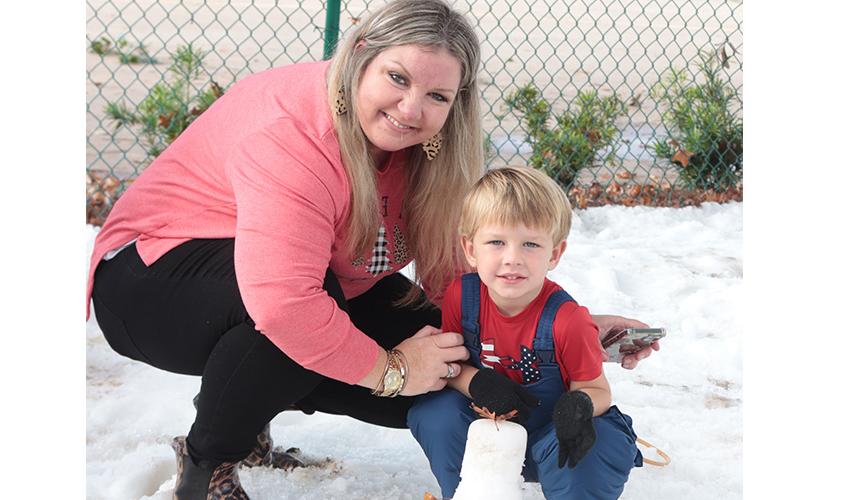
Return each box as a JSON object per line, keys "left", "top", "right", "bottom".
{"left": 592, "top": 314, "right": 661, "bottom": 370}
{"left": 395, "top": 326, "right": 469, "bottom": 396}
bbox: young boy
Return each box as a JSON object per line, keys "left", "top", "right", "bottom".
{"left": 408, "top": 166, "right": 642, "bottom": 499}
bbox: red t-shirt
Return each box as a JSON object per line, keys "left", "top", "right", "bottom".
{"left": 441, "top": 277, "right": 602, "bottom": 387}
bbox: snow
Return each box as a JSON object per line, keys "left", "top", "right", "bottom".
{"left": 86, "top": 202, "right": 742, "bottom": 499}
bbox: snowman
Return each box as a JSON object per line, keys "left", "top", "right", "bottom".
{"left": 426, "top": 405, "right": 528, "bottom": 500}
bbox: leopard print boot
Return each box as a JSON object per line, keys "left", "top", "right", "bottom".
{"left": 240, "top": 423, "right": 306, "bottom": 470}
{"left": 172, "top": 436, "right": 249, "bottom": 500}
{"left": 190, "top": 394, "right": 305, "bottom": 471}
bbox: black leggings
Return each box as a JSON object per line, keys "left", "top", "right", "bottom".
{"left": 91, "top": 239, "right": 441, "bottom": 464}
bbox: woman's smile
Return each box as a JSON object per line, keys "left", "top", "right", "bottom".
{"left": 382, "top": 111, "right": 415, "bottom": 131}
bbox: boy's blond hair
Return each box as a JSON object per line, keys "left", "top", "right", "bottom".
{"left": 460, "top": 166, "right": 572, "bottom": 244}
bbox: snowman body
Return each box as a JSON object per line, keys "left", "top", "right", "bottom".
{"left": 452, "top": 419, "right": 527, "bottom": 500}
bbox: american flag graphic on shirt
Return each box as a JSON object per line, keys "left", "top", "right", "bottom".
{"left": 480, "top": 338, "right": 542, "bottom": 384}
{"left": 480, "top": 338, "right": 502, "bottom": 368}
{"left": 506, "top": 345, "right": 542, "bottom": 384}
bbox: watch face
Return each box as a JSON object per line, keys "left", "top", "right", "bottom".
{"left": 384, "top": 370, "right": 402, "bottom": 391}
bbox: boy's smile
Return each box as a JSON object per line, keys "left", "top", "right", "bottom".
{"left": 497, "top": 272, "right": 526, "bottom": 283}
{"left": 462, "top": 222, "right": 567, "bottom": 317}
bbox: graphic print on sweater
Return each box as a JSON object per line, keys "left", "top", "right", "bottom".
{"left": 350, "top": 197, "right": 411, "bottom": 278}
{"left": 366, "top": 223, "right": 392, "bottom": 275}
{"left": 392, "top": 223, "right": 409, "bottom": 263}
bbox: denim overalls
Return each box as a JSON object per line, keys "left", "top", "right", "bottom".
{"left": 408, "top": 274, "right": 643, "bottom": 499}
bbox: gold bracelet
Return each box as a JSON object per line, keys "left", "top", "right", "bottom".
{"left": 371, "top": 349, "right": 391, "bottom": 396}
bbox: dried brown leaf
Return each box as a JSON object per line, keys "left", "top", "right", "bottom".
{"left": 671, "top": 148, "right": 694, "bottom": 167}
{"left": 588, "top": 182, "right": 603, "bottom": 199}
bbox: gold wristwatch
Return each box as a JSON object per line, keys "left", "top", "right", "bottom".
{"left": 373, "top": 349, "right": 407, "bottom": 398}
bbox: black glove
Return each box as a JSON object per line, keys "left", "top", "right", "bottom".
{"left": 468, "top": 368, "right": 540, "bottom": 424}
{"left": 553, "top": 391, "right": 596, "bottom": 469}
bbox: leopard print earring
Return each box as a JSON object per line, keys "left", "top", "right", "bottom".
{"left": 421, "top": 132, "right": 443, "bottom": 160}
{"left": 334, "top": 88, "right": 347, "bottom": 116}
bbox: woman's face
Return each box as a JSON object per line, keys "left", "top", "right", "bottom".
{"left": 355, "top": 44, "right": 462, "bottom": 164}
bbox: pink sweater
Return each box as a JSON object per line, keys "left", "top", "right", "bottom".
{"left": 86, "top": 60, "right": 414, "bottom": 384}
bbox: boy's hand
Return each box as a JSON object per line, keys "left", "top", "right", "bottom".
{"left": 468, "top": 369, "right": 539, "bottom": 424}
{"left": 553, "top": 391, "right": 596, "bottom": 469}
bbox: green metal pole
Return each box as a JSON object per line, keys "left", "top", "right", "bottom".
{"left": 323, "top": 0, "right": 341, "bottom": 60}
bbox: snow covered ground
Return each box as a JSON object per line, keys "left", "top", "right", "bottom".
{"left": 86, "top": 202, "right": 742, "bottom": 500}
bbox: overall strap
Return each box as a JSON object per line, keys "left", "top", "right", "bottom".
{"left": 460, "top": 273, "right": 484, "bottom": 369}
{"left": 533, "top": 289, "right": 575, "bottom": 366}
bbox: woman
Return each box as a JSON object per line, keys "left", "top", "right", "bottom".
{"left": 86, "top": 1, "right": 655, "bottom": 497}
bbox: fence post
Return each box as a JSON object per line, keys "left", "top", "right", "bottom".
{"left": 323, "top": 0, "right": 342, "bottom": 60}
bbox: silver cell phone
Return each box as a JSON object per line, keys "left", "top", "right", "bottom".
{"left": 601, "top": 328, "right": 666, "bottom": 363}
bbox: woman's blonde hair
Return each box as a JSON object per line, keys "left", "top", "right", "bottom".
{"left": 460, "top": 166, "right": 573, "bottom": 245}
{"left": 327, "top": 0, "right": 484, "bottom": 304}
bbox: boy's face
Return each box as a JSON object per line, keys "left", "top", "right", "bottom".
{"left": 462, "top": 222, "right": 567, "bottom": 316}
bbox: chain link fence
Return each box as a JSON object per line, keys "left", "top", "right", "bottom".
{"left": 86, "top": 0, "right": 742, "bottom": 224}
